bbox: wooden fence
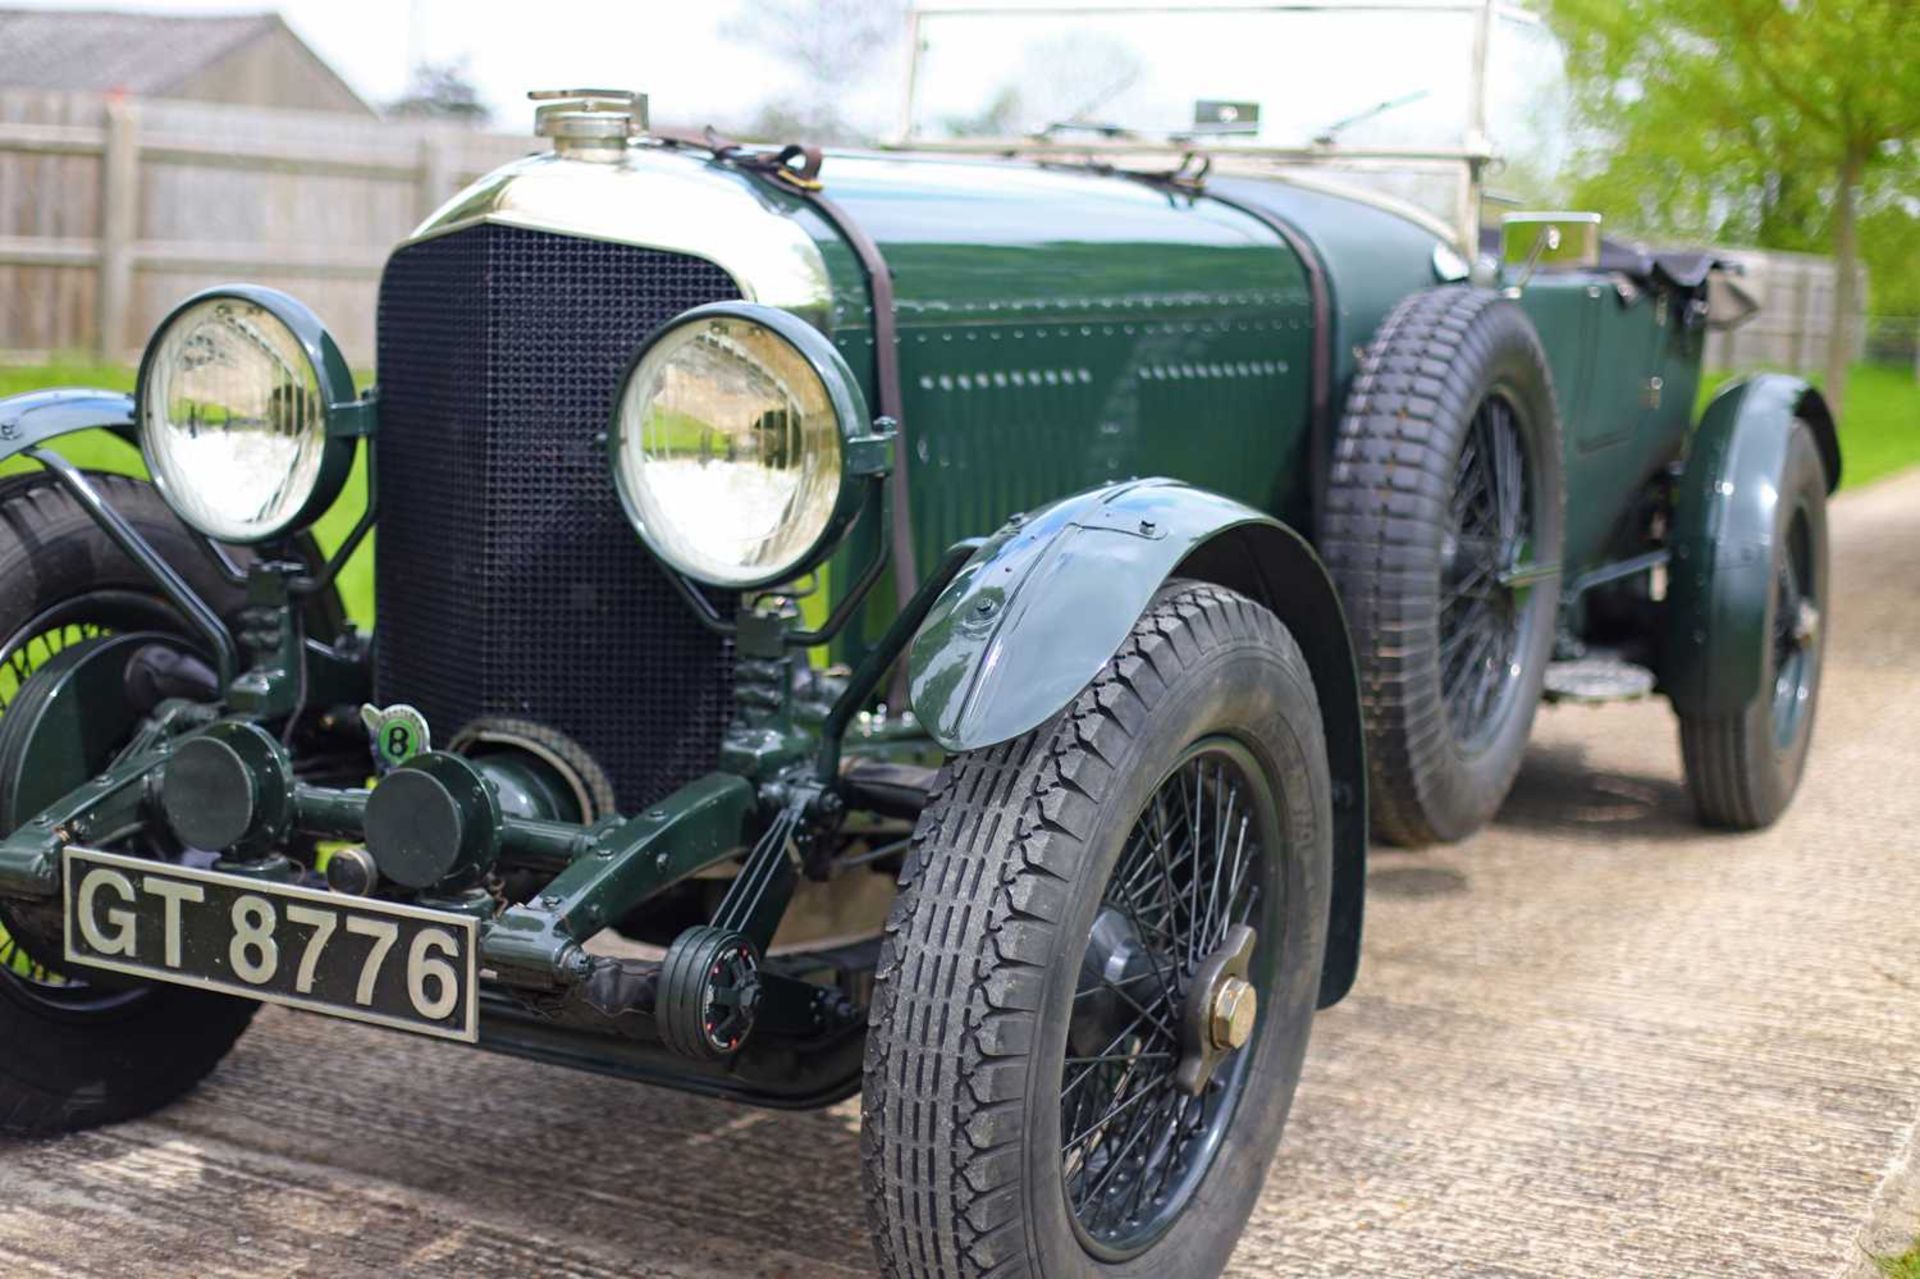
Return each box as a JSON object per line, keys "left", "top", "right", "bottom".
{"left": 1703, "top": 246, "right": 1868, "bottom": 377}
{"left": 0, "top": 88, "right": 1874, "bottom": 378}
{"left": 0, "top": 89, "right": 533, "bottom": 367}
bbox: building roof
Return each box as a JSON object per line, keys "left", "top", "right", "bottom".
{"left": 0, "top": 8, "right": 368, "bottom": 110}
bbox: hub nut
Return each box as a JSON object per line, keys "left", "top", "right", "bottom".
{"left": 1793, "top": 599, "right": 1821, "bottom": 649}
{"left": 1209, "top": 976, "right": 1257, "bottom": 1050}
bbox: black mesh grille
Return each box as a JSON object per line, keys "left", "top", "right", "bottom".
{"left": 375, "top": 224, "right": 740, "bottom": 811}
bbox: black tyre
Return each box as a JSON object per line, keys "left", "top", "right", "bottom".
{"left": 0, "top": 473, "right": 266, "bottom": 1135}
{"left": 1323, "top": 286, "right": 1565, "bottom": 846}
{"left": 862, "top": 582, "right": 1331, "bottom": 1278}
{"left": 1678, "top": 422, "right": 1829, "bottom": 829}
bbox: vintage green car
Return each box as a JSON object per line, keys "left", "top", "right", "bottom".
{"left": 0, "top": 74, "right": 1832, "bottom": 1276}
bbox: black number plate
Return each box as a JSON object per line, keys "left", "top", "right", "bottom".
{"left": 62, "top": 847, "right": 478, "bottom": 1042}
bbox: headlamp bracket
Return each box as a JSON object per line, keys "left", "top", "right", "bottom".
{"left": 325, "top": 389, "right": 380, "bottom": 439}
{"left": 844, "top": 415, "right": 897, "bottom": 479}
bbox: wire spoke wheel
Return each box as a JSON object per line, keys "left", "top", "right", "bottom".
{"left": 1770, "top": 506, "right": 1820, "bottom": 751}
{"left": 1440, "top": 392, "right": 1534, "bottom": 753}
{"left": 0, "top": 474, "right": 270, "bottom": 1136}
{"left": 1675, "top": 421, "right": 1830, "bottom": 831}
{"left": 1060, "top": 736, "right": 1278, "bottom": 1258}
{"left": 862, "top": 582, "right": 1327, "bottom": 1276}
{"left": 1327, "top": 286, "right": 1563, "bottom": 846}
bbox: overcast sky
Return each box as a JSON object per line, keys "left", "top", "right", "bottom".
{"left": 3, "top": 0, "right": 1562, "bottom": 181}
{"left": 4, "top": 0, "right": 820, "bottom": 134}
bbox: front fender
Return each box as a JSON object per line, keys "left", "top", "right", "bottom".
{"left": 907, "top": 478, "right": 1368, "bottom": 1008}
{"left": 1663, "top": 374, "right": 1838, "bottom": 717}
{"left": 0, "top": 389, "right": 137, "bottom": 466}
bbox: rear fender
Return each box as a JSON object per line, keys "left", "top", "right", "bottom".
{"left": 1663, "top": 374, "right": 1838, "bottom": 717}
{"left": 907, "top": 478, "right": 1368, "bottom": 1008}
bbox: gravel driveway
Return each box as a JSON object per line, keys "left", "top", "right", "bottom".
{"left": 3, "top": 472, "right": 1917, "bottom": 1279}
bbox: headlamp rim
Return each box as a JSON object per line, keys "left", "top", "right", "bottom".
{"left": 135, "top": 284, "right": 359, "bottom": 545}
{"left": 608, "top": 301, "right": 878, "bottom": 592}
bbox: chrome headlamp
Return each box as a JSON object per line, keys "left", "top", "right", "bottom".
{"left": 137, "top": 287, "right": 359, "bottom": 544}
{"left": 610, "top": 302, "right": 887, "bottom": 591}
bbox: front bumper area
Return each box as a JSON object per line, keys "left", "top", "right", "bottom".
{"left": 0, "top": 714, "right": 874, "bottom": 1108}
{"left": 0, "top": 715, "right": 754, "bottom": 992}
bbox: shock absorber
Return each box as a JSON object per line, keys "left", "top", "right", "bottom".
{"left": 652, "top": 785, "right": 820, "bottom": 1059}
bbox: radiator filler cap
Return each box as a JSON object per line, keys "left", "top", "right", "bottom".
{"left": 530, "top": 89, "right": 648, "bottom": 159}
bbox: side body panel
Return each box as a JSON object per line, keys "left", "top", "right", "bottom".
{"left": 786, "top": 154, "right": 1320, "bottom": 573}
{"left": 1516, "top": 275, "right": 1707, "bottom": 572}
{"left": 1205, "top": 175, "right": 1449, "bottom": 412}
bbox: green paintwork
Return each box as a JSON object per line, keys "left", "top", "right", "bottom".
{"left": 1206, "top": 175, "right": 1448, "bottom": 400}
{"left": 364, "top": 752, "right": 503, "bottom": 889}
{"left": 729, "top": 160, "right": 1418, "bottom": 1004}
{"left": 481, "top": 770, "right": 756, "bottom": 988}
{"left": 0, "top": 143, "right": 1806, "bottom": 1076}
{"left": 475, "top": 749, "right": 582, "bottom": 824}
{"left": 162, "top": 719, "right": 297, "bottom": 858}
{"left": 687, "top": 153, "right": 1525, "bottom": 1017}
{"left": 910, "top": 479, "right": 1247, "bottom": 749}
{"left": 812, "top": 536, "right": 982, "bottom": 785}
{"left": 402, "top": 149, "right": 1733, "bottom": 841}
{"left": 226, "top": 564, "right": 307, "bottom": 720}
{"left": 771, "top": 156, "right": 1322, "bottom": 577}
{"left": 1514, "top": 274, "right": 1708, "bottom": 570}
{"left": 1662, "top": 373, "right": 1835, "bottom": 717}
{"left": 727, "top": 151, "right": 1726, "bottom": 654}
{"left": 0, "top": 389, "right": 136, "bottom": 466}
{"left": 0, "top": 673, "right": 755, "bottom": 997}
{"left": 0, "top": 683, "right": 213, "bottom": 898}
{"left": 905, "top": 476, "right": 1367, "bottom": 1009}
{"left": 720, "top": 605, "right": 813, "bottom": 781}
{"left": 302, "top": 635, "right": 371, "bottom": 711}
{"left": 0, "top": 632, "right": 159, "bottom": 836}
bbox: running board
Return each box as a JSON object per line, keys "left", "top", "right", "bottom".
{"left": 1544, "top": 657, "right": 1657, "bottom": 704}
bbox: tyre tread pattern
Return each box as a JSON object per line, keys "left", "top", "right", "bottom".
{"left": 1679, "top": 716, "right": 1766, "bottom": 828}
{"left": 0, "top": 991, "right": 254, "bottom": 1136}
{"left": 1674, "top": 422, "right": 1829, "bottom": 831}
{"left": 860, "top": 582, "right": 1308, "bottom": 1278}
{"left": 1320, "top": 285, "right": 1559, "bottom": 845}
{"left": 0, "top": 472, "right": 259, "bottom": 1137}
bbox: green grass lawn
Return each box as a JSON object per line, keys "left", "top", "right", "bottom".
{"left": 1878, "top": 1238, "right": 1920, "bottom": 1279}
{"left": 0, "top": 361, "right": 375, "bottom": 624}
{"left": 1697, "top": 362, "right": 1920, "bottom": 492}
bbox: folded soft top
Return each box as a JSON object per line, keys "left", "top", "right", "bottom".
{"left": 1478, "top": 226, "right": 1728, "bottom": 290}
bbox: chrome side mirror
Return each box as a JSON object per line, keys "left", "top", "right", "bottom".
{"left": 1500, "top": 212, "right": 1602, "bottom": 291}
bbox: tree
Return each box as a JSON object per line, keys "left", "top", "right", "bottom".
{"left": 1542, "top": 0, "right": 1920, "bottom": 415}
{"left": 723, "top": 0, "right": 904, "bottom": 144}
{"left": 387, "top": 59, "right": 490, "bottom": 126}
{"left": 1860, "top": 175, "right": 1920, "bottom": 318}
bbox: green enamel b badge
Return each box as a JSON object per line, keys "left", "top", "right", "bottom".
{"left": 360, "top": 703, "right": 430, "bottom": 772}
